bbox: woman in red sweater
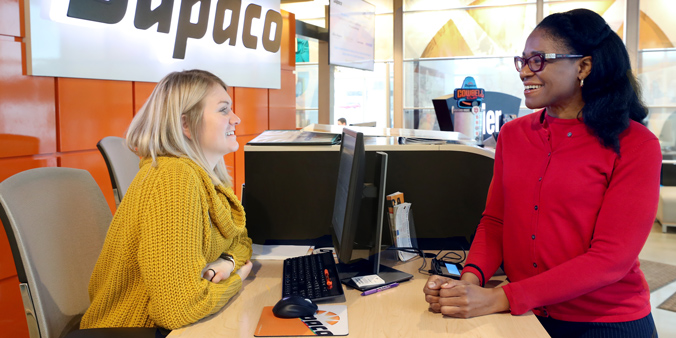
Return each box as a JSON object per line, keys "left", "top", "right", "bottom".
{"left": 423, "top": 9, "right": 661, "bottom": 338}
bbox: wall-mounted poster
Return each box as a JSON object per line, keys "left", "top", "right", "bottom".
{"left": 24, "top": 0, "right": 282, "bottom": 88}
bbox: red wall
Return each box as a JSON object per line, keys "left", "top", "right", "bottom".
{"left": 0, "top": 2, "right": 296, "bottom": 335}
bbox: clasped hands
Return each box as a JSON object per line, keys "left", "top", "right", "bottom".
{"left": 423, "top": 273, "right": 509, "bottom": 318}
{"left": 202, "top": 258, "right": 253, "bottom": 283}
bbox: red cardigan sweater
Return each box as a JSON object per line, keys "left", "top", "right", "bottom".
{"left": 462, "top": 110, "right": 661, "bottom": 322}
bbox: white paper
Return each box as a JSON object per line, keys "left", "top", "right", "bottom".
{"left": 351, "top": 274, "right": 386, "bottom": 288}
{"left": 251, "top": 244, "right": 313, "bottom": 260}
{"left": 393, "top": 203, "right": 418, "bottom": 261}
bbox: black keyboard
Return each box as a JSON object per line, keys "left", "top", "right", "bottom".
{"left": 282, "top": 252, "right": 344, "bottom": 302}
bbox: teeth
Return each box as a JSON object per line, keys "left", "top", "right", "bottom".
{"left": 226, "top": 131, "right": 235, "bottom": 136}
{"left": 524, "top": 85, "right": 542, "bottom": 90}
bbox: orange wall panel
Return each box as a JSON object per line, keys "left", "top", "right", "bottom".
{"left": 0, "top": 156, "right": 58, "bottom": 182}
{"left": 0, "top": 276, "right": 30, "bottom": 338}
{"left": 225, "top": 152, "right": 235, "bottom": 172}
{"left": 223, "top": 152, "right": 240, "bottom": 197}
{"left": 280, "top": 10, "right": 296, "bottom": 71}
{"left": 57, "top": 78, "right": 134, "bottom": 152}
{"left": 59, "top": 151, "right": 116, "bottom": 212}
{"left": 0, "top": 225, "right": 17, "bottom": 280}
{"left": 269, "top": 69, "right": 297, "bottom": 130}
{"left": 234, "top": 87, "right": 269, "bottom": 135}
{"left": 133, "top": 82, "right": 157, "bottom": 115}
{"left": 0, "top": 40, "right": 56, "bottom": 158}
{"left": 0, "top": 0, "right": 21, "bottom": 37}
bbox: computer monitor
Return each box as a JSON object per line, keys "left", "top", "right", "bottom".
{"left": 330, "top": 128, "right": 413, "bottom": 291}
{"left": 432, "top": 94, "right": 454, "bottom": 131}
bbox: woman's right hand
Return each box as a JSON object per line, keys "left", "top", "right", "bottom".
{"left": 423, "top": 275, "right": 453, "bottom": 312}
{"left": 203, "top": 258, "right": 236, "bottom": 283}
{"left": 236, "top": 260, "right": 253, "bottom": 281}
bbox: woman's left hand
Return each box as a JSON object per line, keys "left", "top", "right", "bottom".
{"left": 202, "top": 258, "right": 236, "bottom": 283}
{"left": 435, "top": 280, "right": 510, "bottom": 318}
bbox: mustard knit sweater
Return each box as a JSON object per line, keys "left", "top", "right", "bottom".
{"left": 80, "top": 157, "right": 252, "bottom": 330}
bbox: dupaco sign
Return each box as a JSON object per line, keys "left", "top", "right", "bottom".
{"left": 25, "top": 0, "right": 283, "bottom": 89}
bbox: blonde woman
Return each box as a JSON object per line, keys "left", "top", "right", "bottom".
{"left": 81, "top": 70, "right": 253, "bottom": 330}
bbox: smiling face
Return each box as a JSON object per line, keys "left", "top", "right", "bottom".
{"left": 197, "top": 84, "right": 240, "bottom": 168}
{"left": 520, "top": 28, "right": 590, "bottom": 118}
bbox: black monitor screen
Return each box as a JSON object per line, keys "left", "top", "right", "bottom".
{"left": 331, "top": 128, "right": 365, "bottom": 264}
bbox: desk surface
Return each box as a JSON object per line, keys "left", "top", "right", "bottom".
{"left": 168, "top": 256, "right": 550, "bottom": 338}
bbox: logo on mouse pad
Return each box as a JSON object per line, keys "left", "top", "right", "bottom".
{"left": 312, "top": 310, "right": 341, "bottom": 325}
{"left": 255, "top": 305, "right": 348, "bottom": 336}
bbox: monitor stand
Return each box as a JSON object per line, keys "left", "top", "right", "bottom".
{"left": 337, "top": 251, "right": 413, "bottom": 292}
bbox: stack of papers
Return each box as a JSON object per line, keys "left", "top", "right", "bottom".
{"left": 247, "top": 130, "right": 340, "bottom": 145}
{"left": 251, "top": 244, "right": 314, "bottom": 260}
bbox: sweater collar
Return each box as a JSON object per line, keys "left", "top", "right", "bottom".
{"left": 538, "top": 109, "right": 584, "bottom": 128}
{"left": 140, "top": 156, "right": 246, "bottom": 239}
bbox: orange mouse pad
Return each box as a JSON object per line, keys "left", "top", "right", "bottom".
{"left": 254, "top": 305, "right": 348, "bottom": 336}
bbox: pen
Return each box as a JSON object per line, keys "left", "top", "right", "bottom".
{"left": 361, "top": 282, "right": 399, "bottom": 296}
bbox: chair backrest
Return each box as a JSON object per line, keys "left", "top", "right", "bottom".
{"left": 97, "top": 136, "right": 140, "bottom": 206}
{"left": 662, "top": 161, "right": 676, "bottom": 186}
{"left": 0, "top": 168, "right": 112, "bottom": 338}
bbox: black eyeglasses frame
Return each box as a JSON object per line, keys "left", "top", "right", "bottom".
{"left": 514, "top": 53, "right": 584, "bottom": 72}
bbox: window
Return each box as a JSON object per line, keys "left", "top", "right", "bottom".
{"left": 403, "top": 1, "right": 536, "bottom": 128}
{"left": 638, "top": 0, "right": 676, "bottom": 154}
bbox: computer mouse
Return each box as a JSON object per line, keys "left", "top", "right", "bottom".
{"left": 272, "top": 296, "right": 318, "bottom": 318}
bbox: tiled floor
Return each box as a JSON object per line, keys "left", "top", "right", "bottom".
{"left": 639, "top": 223, "right": 676, "bottom": 337}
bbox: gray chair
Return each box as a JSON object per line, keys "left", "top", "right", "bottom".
{"left": 0, "top": 168, "right": 157, "bottom": 338}
{"left": 97, "top": 136, "right": 140, "bottom": 206}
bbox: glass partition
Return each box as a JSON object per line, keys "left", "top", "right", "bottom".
{"left": 638, "top": 0, "right": 676, "bottom": 155}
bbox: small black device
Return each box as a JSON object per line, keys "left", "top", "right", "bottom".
{"left": 272, "top": 296, "right": 318, "bottom": 318}
{"left": 431, "top": 259, "right": 463, "bottom": 279}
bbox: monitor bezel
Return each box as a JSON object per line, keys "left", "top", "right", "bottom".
{"left": 331, "top": 128, "right": 366, "bottom": 265}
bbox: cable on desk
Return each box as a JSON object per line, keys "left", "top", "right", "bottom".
{"left": 435, "top": 245, "right": 466, "bottom": 265}
{"left": 386, "top": 246, "right": 432, "bottom": 275}
{"left": 387, "top": 245, "right": 468, "bottom": 276}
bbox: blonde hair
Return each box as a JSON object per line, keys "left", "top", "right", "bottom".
{"left": 126, "top": 69, "right": 233, "bottom": 187}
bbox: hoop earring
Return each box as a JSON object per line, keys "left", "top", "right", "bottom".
{"left": 580, "top": 78, "right": 584, "bottom": 87}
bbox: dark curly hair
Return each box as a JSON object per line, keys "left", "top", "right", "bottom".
{"left": 535, "top": 8, "right": 647, "bottom": 154}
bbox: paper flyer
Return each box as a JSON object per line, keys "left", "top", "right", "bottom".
{"left": 254, "top": 305, "right": 348, "bottom": 337}
{"left": 393, "top": 203, "right": 417, "bottom": 261}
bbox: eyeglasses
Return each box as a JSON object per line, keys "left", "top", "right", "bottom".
{"left": 514, "top": 53, "right": 584, "bottom": 73}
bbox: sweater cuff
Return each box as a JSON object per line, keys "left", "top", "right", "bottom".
{"left": 207, "top": 274, "right": 243, "bottom": 316}
{"left": 461, "top": 264, "right": 485, "bottom": 286}
{"left": 502, "top": 282, "right": 531, "bottom": 315}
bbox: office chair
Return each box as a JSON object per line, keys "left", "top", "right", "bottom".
{"left": 97, "top": 136, "right": 140, "bottom": 206}
{"left": 0, "top": 168, "right": 157, "bottom": 338}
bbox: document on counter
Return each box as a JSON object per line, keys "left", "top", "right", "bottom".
{"left": 251, "top": 244, "right": 314, "bottom": 260}
{"left": 393, "top": 203, "right": 417, "bottom": 261}
{"left": 247, "top": 130, "right": 340, "bottom": 145}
